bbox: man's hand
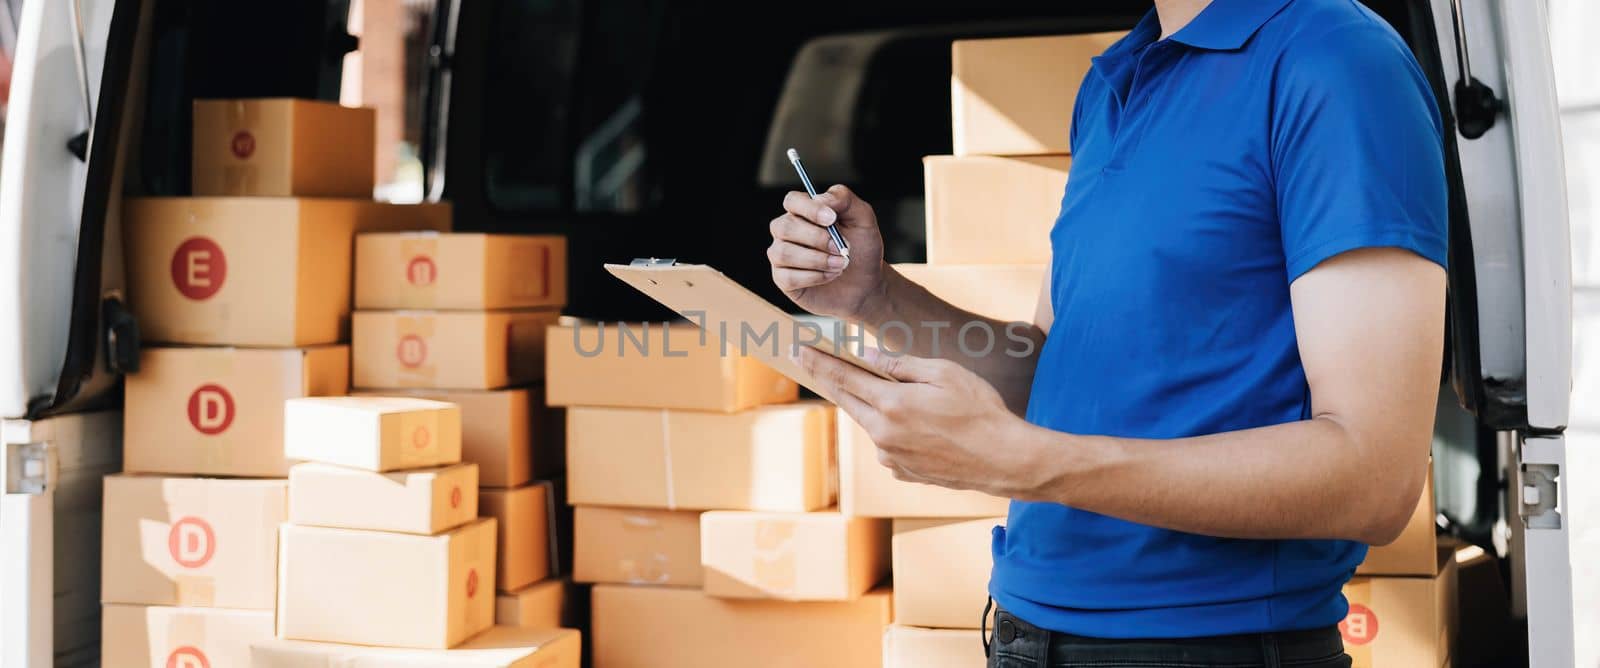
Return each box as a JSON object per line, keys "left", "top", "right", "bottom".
{"left": 769, "top": 185, "right": 888, "bottom": 321}
{"left": 796, "top": 345, "right": 1039, "bottom": 498}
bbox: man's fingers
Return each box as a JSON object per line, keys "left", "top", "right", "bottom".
{"left": 769, "top": 213, "right": 835, "bottom": 252}
{"left": 782, "top": 190, "right": 839, "bottom": 226}
{"left": 813, "top": 184, "right": 864, "bottom": 223}
{"left": 798, "top": 346, "right": 891, "bottom": 406}
{"left": 768, "top": 240, "right": 846, "bottom": 272}
{"left": 861, "top": 347, "right": 949, "bottom": 384}
{"left": 772, "top": 267, "right": 840, "bottom": 291}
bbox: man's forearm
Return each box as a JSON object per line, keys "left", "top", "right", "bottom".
{"left": 857, "top": 267, "right": 1044, "bottom": 414}
{"left": 1009, "top": 416, "right": 1426, "bottom": 545}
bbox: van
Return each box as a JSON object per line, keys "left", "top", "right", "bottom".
{"left": 0, "top": 1, "right": 1581, "bottom": 666}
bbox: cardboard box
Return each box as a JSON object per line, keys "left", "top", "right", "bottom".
{"left": 356, "top": 233, "right": 568, "bottom": 310}
{"left": 701, "top": 511, "right": 888, "bottom": 601}
{"left": 545, "top": 323, "right": 799, "bottom": 412}
{"left": 283, "top": 395, "right": 461, "bottom": 471}
{"left": 592, "top": 584, "right": 891, "bottom": 668}
{"left": 497, "top": 579, "right": 569, "bottom": 629}
{"left": 1339, "top": 547, "right": 1458, "bottom": 668}
{"left": 124, "top": 345, "right": 348, "bottom": 477}
{"left": 348, "top": 201, "right": 454, "bottom": 236}
{"left": 893, "top": 264, "right": 1045, "bottom": 324}
{"left": 882, "top": 625, "right": 985, "bottom": 668}
{"left": 1357, "top": 469, "right": 1438, "bottom": 576}
{"left": 839, "top": 415, "right": 1010, "bottom": 518}
{"left": 101, "top": 604, "right": 273, "bottom": 668}
{"left": 353, "top": 387, "right": 557, "bottom": 487}
{"left": 566, "top": 402, "right": 833, "bottom": 512}
{"left": 101, "top": 475, "right": 286, "bottom": 609}
{"left": 288, "top": 462, "right": 479, "bottom": 535}
{"left": 252, "top": 625, "right": 581, "bottom": 668}
{"left": 1450, "top": 540, "right": 1512, "bottom": 665}
{"left": 951, "top": 32, "right": 1125, "bottom": 156}
{"left": 892, "top": 517, "right": 1002, "bottom": 628}
{"left": 481, "top": 484, "right": 552, "bottom": 591}
{"left": 924, "top": 155, "right": 1070, "bottom": 265}
{"left": 278, "top": 518, "right": 497, "bottom": 648}
{"left": 354, "top": 310, "right": 559, "bottom": 389}
{"left": 573, "top": 506, "right": 701, "bottom": 587}
{"left": 193, "top": 98, "right": 375, "bottom": 197}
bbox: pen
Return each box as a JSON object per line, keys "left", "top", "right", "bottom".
{"left": 786, "top": 148, "right": 850, "bottom": 258}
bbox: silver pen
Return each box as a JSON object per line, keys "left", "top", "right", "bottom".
{"left": 786, "top": 148, "right": 850, "bottom": 258}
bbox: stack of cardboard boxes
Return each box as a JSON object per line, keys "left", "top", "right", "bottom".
{"left": 548, "top": 320, "right": 896, "bottom": 666}
{"left": 1340, "top": 473, "right": 1459, "bottom": 668}
{"left": 102, "top": 98, "right": 450, "bottom": 666}
{"left": 349, "top": 230, "right": 572, "bottom": 630}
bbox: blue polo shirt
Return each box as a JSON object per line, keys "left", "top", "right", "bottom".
{"left": 989, "top": 0, "right": 1448, "bottom": 638}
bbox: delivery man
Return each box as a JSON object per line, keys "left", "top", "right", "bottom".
{"left": 767, "top": 0, "right": 1446, "bottom": 665}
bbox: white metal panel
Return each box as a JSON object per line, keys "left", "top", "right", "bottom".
{"left": 1517, "top": 435, "right": 1575, "bottom": 668}
{"left": 0, "top": 489, "right": 50, "bottom": 668}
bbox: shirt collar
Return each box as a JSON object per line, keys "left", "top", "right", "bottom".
{"left": 1168, "top": 0, "right": 1295, "bottom": 51}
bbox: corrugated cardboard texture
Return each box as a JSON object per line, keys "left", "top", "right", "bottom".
{"left": 701, "top": 511, "right": 888, "bottom": 601}
{"left": 288, "top": 462, "right": 479, "bottom": 535}
{"left": 573, "top": 506, "right": 701, "bottom": 587}
{"left": 481, "top": 484, "right": 552, "bottom": 591}
{"left": 192, "top": 98, "right": 375, "bottom": 197}
{"left": 101, "top": 604, "right": 274, "bottom": 668}
{"left": 892, "top": 517, "right": 1003, "bottom": 628}
{"left": 278, "top": 518, "right": 497, "bottom": 648}
{"left": 566, "top": 402, "right": 833, "bottom": 511}
{"left": 951, "top": 32, "right": 1125, "bottom": 156}
{"left": 1340, "top": 547, "right": 1458, "bottom": 668}
{"left": 283, "top": 396, "right": 462, "bottom": 472}
{"left": 882, "top": 625, "right": 986, "bottom": 667}
{"left": 124, "top": 345, "right": 348, "bottom": 477}
{"left": 252, "top": 625, "right": 581, "bottom": 667}
{"left": 592, "top": 584, "right": 891, "bottom": 667}
{"left": 354, "top": 310, "right": 559, "bottom": 389}
{"left": 893, "top": 264, "right": 1046, "bottom": 324}
{"left": 100, "top": 475, "right": 286, "bottom": 609}
{"left": 924, "top": 155, "right": 1070, "bottom": 265}
{"left": 496, "top": 579, "right": 569, "bottom": 629}
{"left": 839, "top": 414, "right": 1009, "bottom": 518}
{"left": 353, "top": 387, "right": 556, "bottom": 487}
{"left": 545, "top": 323, "right": 798, "bottom": 411}
{"left": 356, "top": 233, "right": 568, "bottom": 310}
{"left": 1357, "top": 469, "right": 1439, "bottom": 576}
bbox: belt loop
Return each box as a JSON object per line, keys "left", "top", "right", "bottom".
{"left": 982, "top": 596, "right": 995, "bottom": 657}
{"left": 1261, "top": 632, "right": 1281, "bottom": 668}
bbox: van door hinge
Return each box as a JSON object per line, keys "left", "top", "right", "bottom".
{"left": 2, "top": 442, "right": 56, "bottom": 495}
{"left": 1518, "top": 462, "right": 1561, "bottom": 530}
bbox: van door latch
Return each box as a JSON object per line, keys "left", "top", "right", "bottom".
{"left": 2, "top": 442, "right": 56, "bottom": 495}
{"left": 1518, "top": 462, "right": 1561, "bottom": 530}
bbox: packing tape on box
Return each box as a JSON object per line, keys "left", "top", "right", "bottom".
{"left": 1341, "top": 578, "right": 1374, "bottom": 667}
{"left": 400, "top": 237, "right": 441, "bottom": 307}
{"left": 752, "top": 519, "right": 798, "bottom": 594}
{"left": 167, "top": 481, "right": 218, "bottom": 607}
{"left": 660, "top": 410, "right": 677, "bottom": 509}
{"left": 224, "top": 100, "right": 262, "bottom": 192}
{"left": 164, "top": 608, "right": 212, "bottom": 668}
{"left": 619, "top": 512, "right": 672, "bottom": 584}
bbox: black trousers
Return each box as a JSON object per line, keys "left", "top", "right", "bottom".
{"left": 984, "top": 603, "right": 1352, "bottom": 668}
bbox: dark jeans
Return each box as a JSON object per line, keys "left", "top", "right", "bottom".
{"left": 984, "top": 602, "right": 1352, "bottom": 668}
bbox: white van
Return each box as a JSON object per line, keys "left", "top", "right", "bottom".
{"left": 0, "top": 0, "right": 1579, "bottom": 666}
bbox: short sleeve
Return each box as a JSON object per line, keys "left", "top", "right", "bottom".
{"left": 1271, "top": 22, "right": 1449, "bottom": 282}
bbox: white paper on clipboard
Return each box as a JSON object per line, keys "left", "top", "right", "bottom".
{"left": 604, "top": 262, "right": 893, "bottom": 400}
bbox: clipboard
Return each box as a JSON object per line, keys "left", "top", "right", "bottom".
{"left": 605, "top": 260, "right": 894, "bottom": 400}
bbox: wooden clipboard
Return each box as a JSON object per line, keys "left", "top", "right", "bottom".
{"left": 605, "top": 262, "right": 893, "bottom": 400}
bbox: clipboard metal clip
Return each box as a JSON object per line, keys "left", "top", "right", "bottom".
{"left": 629, "top": 257, "right": 678, "bottom": 267}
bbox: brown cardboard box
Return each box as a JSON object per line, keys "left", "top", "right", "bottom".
{"left": 1357, "top": 470, "right": 1438, "bottom": 576}
{"left": 278, "top": 518, "right": 497, "bottom": 648}
{"left": 924, "top": 155, "right": 1070, "bottom": 265}
{"left": 101, "top": 475, "right": 286, "bottom": 609}
{"left": 882, "top": 625, "right": 985, "bottom": 668}
{"left": 353, "top": 387, "right": 557, "bottom": 487}
{"left": 348, "top": 201, "right": 454, "bottom": 236}
{"left": 840, "top": 414, "right": 1010, "bottom": 518}
{"left": 566, "top": 402, "right": 833, "bottom": 512}
{"left": 592, "top": 584, "right": 892, "bottom": 668}
{"left": 545, "top": 323, "right": 799, "bottom": 412}
{"left": 892, "top": 517, "right": 1002, "bottom": 628}
{"left": 354, "top": 310, "right": 559, "bottom": 389}
{"left": 124, "top": 345, "right": 348, "bottom": 477}
{"left": 1450, "top": 540, "right": 1512, "bottom": 665}
{"left": 481, "top": 484, "right": 552, "bottom": 591}
{"left": 497, "top": 578, "right": 569, "bottom": 629}
{"left": 192, "top": 98, "right": 375, "bottom": 198}
{"left": 252, "top": 625, "right": 581, "bottom": 668}
{"left": 101, "top": 604, "right": 273, "bottom": 668}
{"left": 701, "top": 511, "right": 888, "bottom": 601}
{"left": 1339, "top": 547, "right": 1458, "bottom": 668}
{"left": 288, "top": 462, "right": 478, "bottom": 535}
{"left": 573, "top": 506, "right": 701, "bottom": 587}
{"left": 951, "top": 32, "right": 1125, "bottom": 156}
{"left": 284, "top": 396, "right": 462, "bottom": 472}
{"left": 356, "top": 233, "right": 568, "bottom": 310}
{"left": 893, "top": 264, "right": 1046, "bottom": 324}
